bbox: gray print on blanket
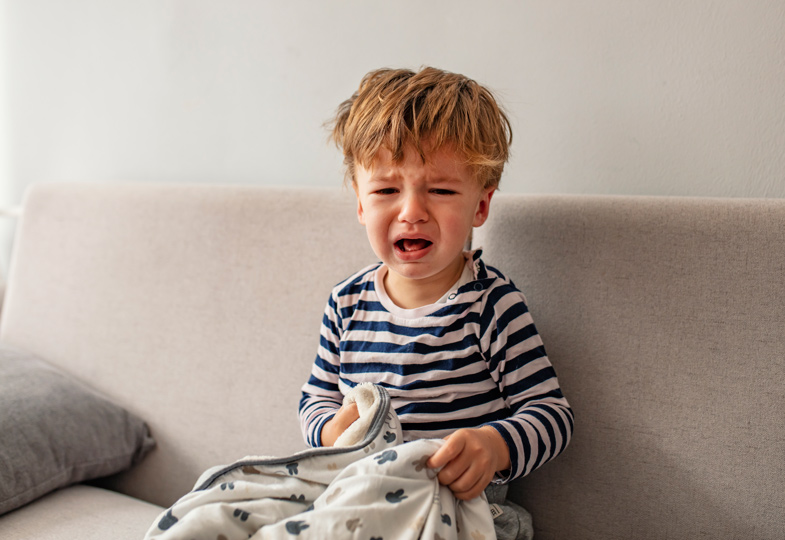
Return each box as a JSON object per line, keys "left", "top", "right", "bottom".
{"left": 144, "top": 383, "right": 498, "bottom": 540}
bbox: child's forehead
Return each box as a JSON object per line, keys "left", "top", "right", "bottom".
{"left": 364, "top": 143, "right": 469, "bottom": 171}
{"left": 363, "top": 142, "right": 473, "bottom": 178}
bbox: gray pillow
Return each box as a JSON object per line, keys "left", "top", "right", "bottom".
{"left": 0, "top": 344, "right": 155, "bottom": 515}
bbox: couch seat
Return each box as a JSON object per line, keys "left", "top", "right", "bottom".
{"left": 0, "top": 485, "right": 164, "bottom": 540}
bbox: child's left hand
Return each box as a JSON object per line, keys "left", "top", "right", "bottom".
{"left": 426, "top": 425, "right": 511, "bottom": 501}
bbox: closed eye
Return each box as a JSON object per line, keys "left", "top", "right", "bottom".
{"left": 431, "top": 189, "right": 457, "bottom": 195}
{"left": 374, "top": 188, "right": 399, "bottom": 195}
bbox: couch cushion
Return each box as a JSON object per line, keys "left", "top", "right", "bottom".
{"left": 0, "top": 485, "right": 163, "bottom": 540}
{"left": 0, "top": 344, "right": 155, "bottom": 515}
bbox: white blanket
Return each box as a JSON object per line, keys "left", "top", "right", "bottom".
{"left": 144, "top": 383, "right": 497, "bottom": 540}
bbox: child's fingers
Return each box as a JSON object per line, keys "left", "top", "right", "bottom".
{"left": 435, "top": 447, "right": 490, "bottom": 500}
{"left": 427, "top": 428, "right": 503, "bottom": 500}
{"left": 429, "top": 434, "right": 481, "bottom": 489}
{"left": 437, "top": 454, "right": 472, "bottom": 488}
{"left": 451, "top": 468, "right": 495, "bottom": 501}
{"left": 426, "top": 433, "right": 463, "bottom": 470}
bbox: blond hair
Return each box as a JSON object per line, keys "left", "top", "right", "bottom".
{"left": 329, "top": 67, "right": 512, "bottom": 189}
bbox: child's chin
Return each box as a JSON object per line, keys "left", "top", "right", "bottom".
{"left": 386, "top": 263, "right": 427, "bottom": 279}
{"left": 387, "top": 263, "right": 447, "bottom": 283}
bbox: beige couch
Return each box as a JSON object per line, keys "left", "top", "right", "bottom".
{"left": 0, "top": 182, "right": 782, "bottom": 539}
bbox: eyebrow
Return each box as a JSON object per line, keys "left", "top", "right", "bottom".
{"left": 367, "top": 173, "right": 464, "bottom": 183}
{"left": 366, "top": 172, "right": 398, "bottom": 183}
{"left": 419, "top": 176, "right": 466, "bottom": 187}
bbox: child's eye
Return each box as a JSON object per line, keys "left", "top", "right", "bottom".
{"left": 374, "top": 188, "right": 398, "bottom": 195}
{"left": 431, "top": 189, "right": 457, "bottom": 195}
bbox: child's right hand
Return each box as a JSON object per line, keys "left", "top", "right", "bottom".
{"left": 320, "top": 402, "right": 360, "bottom": 446}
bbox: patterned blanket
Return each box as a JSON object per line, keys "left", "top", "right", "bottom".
{"left": 144, "top": 384, "right": 497, "bottom": 540}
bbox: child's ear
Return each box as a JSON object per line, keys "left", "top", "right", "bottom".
{"left": 473, "top": 188, "right": 495, "bottom": 228}
{"left": 353, "top": 183, "right": 366, "bottom": 225}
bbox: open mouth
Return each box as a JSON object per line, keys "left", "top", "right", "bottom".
{"left": 395, "top": 238, "right": 433, "bottom": 252}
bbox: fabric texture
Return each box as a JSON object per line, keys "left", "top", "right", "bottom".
{"left": 332, "top": 382, "right": 384, "bottom": 447}
{"left": 145, "top": 384, "right": 497, "bottom": 540}
{"left": 484, "top": 484, "right": 533, "bottom": 540}
{"left": 475, "top": 194, "right": 785, "bottom": 540}
{"left": 300, "top": 250, "right": 573, "bottom": 483}
{"left": 0, "top": 485, "right": 164, "bottom": 540}
{"left": 0, "top": 344, "right": 155, "bottom": 515}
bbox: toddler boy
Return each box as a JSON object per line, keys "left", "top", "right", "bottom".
{"left": 299, "top": 66, "right": 573, "bottom": 502}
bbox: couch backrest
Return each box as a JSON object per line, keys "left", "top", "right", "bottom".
{"left": 0, "top": 183, "right": 377, "bottom": 507}
{"left": 3, "top": 185, "right": 783, "bottom": 539}
{"left": 475, "top": 194, "right": 785, "bottom": 540}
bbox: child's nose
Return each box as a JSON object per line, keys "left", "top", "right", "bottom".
{"left": 398, "top": 192, "right": 429, "bottom": 223}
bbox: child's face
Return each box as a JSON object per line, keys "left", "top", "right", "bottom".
{"left": 353, "top": 141, "right": 494, "bottom": 298}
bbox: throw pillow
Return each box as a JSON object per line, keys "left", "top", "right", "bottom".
{"left": 0, "top": 344, "right": 155, "bottom": 515}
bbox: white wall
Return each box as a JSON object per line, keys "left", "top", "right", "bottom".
{"left": 1, "top": 1, "right": 784, "bottom": 263}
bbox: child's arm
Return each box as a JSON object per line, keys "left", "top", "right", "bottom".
{"left": 478, "top": 287, "right": 573, "bottom": 483}
{"left": 299, "top": 292, "right": 347, "bottom": 446}
{"left": 426, "top": 425, "right": 511, "bottom": 501}
{"left": 428, "top": 283, "right": 573, "bottom": 499}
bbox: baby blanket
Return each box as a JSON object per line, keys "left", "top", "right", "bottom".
{"left": 144, "top": 383, "right": 497, "bottom": 540}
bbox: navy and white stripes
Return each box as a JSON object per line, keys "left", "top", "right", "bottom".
{"left": 299, "top": 251, "right": 573, "bottom": 482}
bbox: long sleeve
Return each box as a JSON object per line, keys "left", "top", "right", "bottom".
{"left": 480, "top": 285, "right": 574, "bottom": 482}
{"left": 298, "top": 291, "right": 345, "bottom": 447}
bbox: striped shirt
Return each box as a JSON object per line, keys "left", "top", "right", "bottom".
{"left": 299, "top": 250, "right": 573, "bottom": 482}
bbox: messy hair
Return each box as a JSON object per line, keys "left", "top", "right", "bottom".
{"left": 329, "top": 66, "right": 512, "bottom": 189}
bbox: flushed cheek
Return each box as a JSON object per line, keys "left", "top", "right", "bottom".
{"left": 441, "top": 215, "right": 473, "bottom": 241}
{"left": 364, "top": 219, "right": 395, "bottom": 256}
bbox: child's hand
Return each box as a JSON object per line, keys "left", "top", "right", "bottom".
{"left": 426, "top": 426, "right": 511, "bottom": 501}
{"left": 320, "top": 402, "right": 360, "bottom": 447}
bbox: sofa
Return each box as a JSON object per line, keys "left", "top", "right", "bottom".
{"left": 0, "top": 182, "right": 782, "bottom": 540}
